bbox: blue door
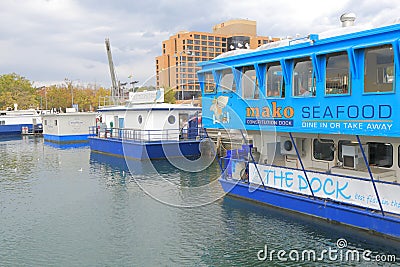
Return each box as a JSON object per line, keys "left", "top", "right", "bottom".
{"left": 118, "top": 118, "right": 125, "bottom": 138}
{"left": 119, "top": 118, "right": 125, "bottom": 128}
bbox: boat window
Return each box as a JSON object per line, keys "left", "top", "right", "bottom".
{"left": 313, "top": 139, "right": 334, "bottom": 161}
{"left": 266, "top": 62, "right": 284, "bottom": 98}
{"left": 0, "top": 121, "right": 4, "bottom": 125}
{"left": 168, "top": 115, "right": 176, "bottom": 124}
{"left": 293, "top": 58, "right": 316, "bottom": 97}
{"left": 44, "top": 120, "right": 47, "bottom": 126}
{"left": 368, "top": 142, "right": 392, "bottom": 168}
{"left": 219, "top": 68, "right": 236, "bottom": 92}
{"left": 138, "top": 115, "right": 142, "bottom": 124}
{"left": 338, "top": 140, "right": 352, "bottom": 162}
{"left": 55, "top": 120, "right": 58, "bottom": 126}
{"left": 242, "top": 65, "right": 259, "bottom": 99}
{"left": 325, "top": 52, "right": 350, "bottom": 95}
{"left": 203, "top": 71, "right": 216, "bottom": 94}
{"left": 398, "top": 146, "right": 400, "bottom": 168}
{"left": 364, "top": 45, "right": 394, "bottom": 93}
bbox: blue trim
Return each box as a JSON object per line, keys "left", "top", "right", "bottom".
{"left": 255, "top": 63, "right": 266, "bottom": 93}
{"left": 99, "top": 107, "right": 201, "bottom": 112}
{"left": 219, "top": 178, "right": 400, "bottom": 239}
{"left": 213, "top": 69, "right": 222, "bottom": 92}
{"left": 280, "top": 58, "right": 290, "bottom": 84}
{"left": 197, "top": 72, "right": 205, "bottom": 92}
{"left": 233, "top": 67, "right": 242, "bottom": 96}
{"left": 0, "top": 124, "right": 42, "bottom": 135}
{"left": 311, "top": 53, "right": 322, "bottom": 82}
{"left": 44, "top": 134, "right": 95, "bottom": 143}
{"left": 89, "top": 137, "right": 201, "bottom": 160}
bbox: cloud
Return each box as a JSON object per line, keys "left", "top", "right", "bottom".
{"left": 0, "top": 0, "right": 400, "bottom": 89}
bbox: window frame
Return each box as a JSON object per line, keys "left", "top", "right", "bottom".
{"left": 241, "top": 65, "right": 259, "bottom": 99}
{"left": 325, "top": 51, "right": 351, "bottom": 96}
{"left": 338, "top": 140, "right": 352, "bottom": 162}
{"left": 219, "top": 68, "right": 236, "bottom": 92}
{"left": 203, "top": 71, "right": 216, "bottom": 94}
{"left": 265, "top": 62, "right": 285, "bottom": 98}
{"left": 292, "top": 57, "right": 316, "bottom": 98}
{"left": 313, "top": 139, "right": 335, "bottom": 161}
{"left": 363, "top": 44, "right": 395, "bottom": 95}
{"left": 367, "top": 142, "right": 393, "bottom": 168}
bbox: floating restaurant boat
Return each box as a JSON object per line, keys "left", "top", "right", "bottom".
{"left": 89, "top": 88, "right": 204, "bottom": 160}
{"left": 42, "top": 108, "right": 97, "bottom": 144}
{"left": 0, "top": 105, "right": 43, "bottom": 135}
{"left": 198, "top": 14, "right": 400, "bottom": 239}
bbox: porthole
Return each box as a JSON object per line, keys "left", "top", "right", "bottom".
{"left": 168, "top": 115, "right": 176, "bottom": 124}
{"left": 138, "top": 115, "right": 143, "bottom": 124}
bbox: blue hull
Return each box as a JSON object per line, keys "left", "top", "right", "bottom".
{"left": 0, "top": 124, "right": 42, "bottom": 135}
{"left": 88, "top": 137, "right": 201, "bottom": 160}
{"left": 44, "top": 134, "right": 95, "bottom": 144}
{"left": 219, "top": 178, "right": 400, "bottom": 240}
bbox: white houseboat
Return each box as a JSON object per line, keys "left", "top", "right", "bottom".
{"left": 42, "top": 109, "right": 97, "bottom": 143}
{"left": 0, "top": 104, "right": 43, "bottom": 135}
{"left": 89, "top": 88, "right": 204, "bottom": 160}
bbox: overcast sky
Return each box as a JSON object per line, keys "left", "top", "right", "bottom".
{"left": 1, "top": 0, "right": 400, "bottom": 89}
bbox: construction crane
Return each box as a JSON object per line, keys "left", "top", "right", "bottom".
{"left": 105, "top": 38, "right": 120, "bottom": 104}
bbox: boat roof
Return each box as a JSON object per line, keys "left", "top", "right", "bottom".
{"left": 98, "top": 102, "right": 201, "bottom": 112}
{"left": 198, "top": 21, "right": 400, "bottom": 68}
{"left": 42, "top": 112, "right": 97, "bottom": 117}
{"left": 0, "top": 109, "right": 42, "bottom": 116}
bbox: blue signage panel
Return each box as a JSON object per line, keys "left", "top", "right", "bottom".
{"left": 202, "top": 92, "right": 399, "bottom": 137}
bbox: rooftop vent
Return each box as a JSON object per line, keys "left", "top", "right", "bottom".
{"left": 340, "top": 13, "right": 356, "bottom": 27}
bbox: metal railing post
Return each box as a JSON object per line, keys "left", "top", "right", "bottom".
{"left": 289, "top": 132, "right": 314, "bottom": 197}
{"left": 239, "top": 129, "right": 266, "bottom": 189}
{"left": 356, "top": 135, "right": 385, "bottom": 217}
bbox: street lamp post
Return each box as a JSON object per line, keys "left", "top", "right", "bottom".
{"left": 175, "top": 50, "right": 192, "bottom": 101}
{"left": 65, "top": 78, "right": 79, "bottom": 110}
{"left": 38, "top": 86, "right": 48, "bottom": 110}
{"left": 130, "top": 81, "right": 139, "bottom": 92}
{"left": 45, "top": 86, "right": 47, "bottom": 110}
{"left": 128, "top": 74, "right": 139, "bottom": 92}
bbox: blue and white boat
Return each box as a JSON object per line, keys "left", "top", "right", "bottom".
{"left": 0, "top": 106, "right": 43, "bottom": 135}
{"left": 198, "top": 14, "right": 400, "bottom": 240}
{"left": 89, "top": 88, "right": 204, "bottom": 160}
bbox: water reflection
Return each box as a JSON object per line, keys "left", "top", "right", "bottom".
{"left": 44, "top": 141, "right": 89, "bottom": 150}
{"left": 89, "top": 152, "right": 224, "bottom": 208}
{"left": 0, "top": 138, "right": 399, "bottom": 266}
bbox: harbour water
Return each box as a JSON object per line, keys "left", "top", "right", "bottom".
{"left": 0, "top": 137, "right": 399, "bottom": 266}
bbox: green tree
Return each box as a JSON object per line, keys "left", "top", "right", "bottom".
{"left": 163, "top": 87, "right": 176, "bottom": 104}
{"left": 93, "top": 87, "right": 111, "bottom": 108}
{"left": 45, "top": 85, "right": 70, "bottom": 110}
{"left": 0, "top": 73, "right": 39, "bottom": 109}
{"left": 0, "top": 73, "right": 113, "bottom": 111}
